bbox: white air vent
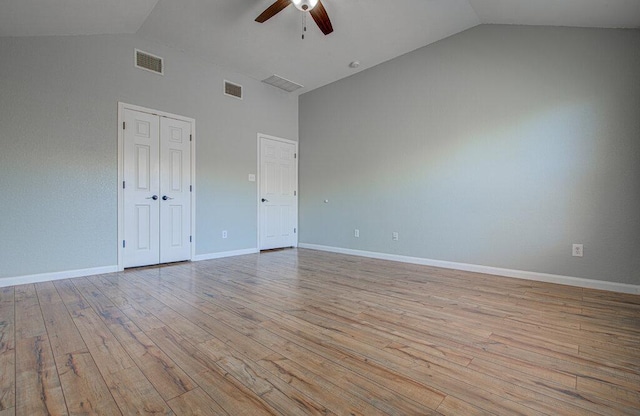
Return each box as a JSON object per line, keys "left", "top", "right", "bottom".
{"left": 262, "top": 75, "right": 303, "bottom": 93}
{"left": 135, "top": 49, "right": 163, "bottom": 75}
{"left": 224, "top": 80, "right": 243, "bottom": 99}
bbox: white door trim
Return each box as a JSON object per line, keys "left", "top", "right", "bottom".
{"left": 117, "top": 102, "right": 196, "bottom": 271}
{"left": 257, "top": 133, "right": 298, "bottom": 250}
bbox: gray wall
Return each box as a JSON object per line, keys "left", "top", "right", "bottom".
{"left": 0, "top": 34, "right": 298, "bottom": 280}
{"left": 299, "top": 25, "right": 640, "bottom": 285}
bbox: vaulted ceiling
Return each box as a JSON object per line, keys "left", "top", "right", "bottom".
{"left": 1, "top": 0, "right": 639, "bottom": 93}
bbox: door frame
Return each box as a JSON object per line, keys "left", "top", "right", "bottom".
{"left": 257, "top": 133, "right": 299, "bottom": 250}
{"left": 117, "top": 102, "right": 196, "bottom": 271}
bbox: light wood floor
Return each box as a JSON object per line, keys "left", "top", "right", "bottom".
{"left": 1, "top": 248, "right": 639, "bottom": 415}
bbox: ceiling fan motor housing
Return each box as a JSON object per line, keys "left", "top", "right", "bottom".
{"left": 292, "top": 0, "right": 318, "bottom": 11}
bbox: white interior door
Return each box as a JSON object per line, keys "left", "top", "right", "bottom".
{"left": 123, "top": 109, "right": 160, "bottom": 267}
{"left": 159, "top": 116, "right": 191, "bottom": 263}
{"left": 259, "top": 135, "right": 297, "bottom": 250}
{"left": 123, "top": 108, "right": 192, "bottom": 268}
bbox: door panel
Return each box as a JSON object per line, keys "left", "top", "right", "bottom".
{"left": 123, "top": 109, "right": 160, "bottom": 267}
{"left": 259, "top": 136, "right": 297, "bottom": 250}
{"left": 159, "top": 116, "right": 191, "bottom": 263}
{"left": 135, "top": 205, "right": 152, "bottom": 250}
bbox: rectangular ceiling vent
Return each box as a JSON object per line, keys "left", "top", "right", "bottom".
{"left": 135, "top": 49, "right": 163, "bottom": 75}
{"left": 262, "top": 75, "right": 303, "bottom": 93}
{"left": 224, "top": 80, "right": 243, "bottom": 99}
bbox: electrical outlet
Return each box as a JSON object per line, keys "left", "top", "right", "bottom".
{"left": 572, "top": 244, "right": 583, "bottom": 257}
{"left": 354, "top": 229, "right": 360, "bottom": 238}
{"left": 222, "top": 230, "right": 228, "bottom": 239}
{"left": 392, "top": 232, "right": 399, "bottom": 241}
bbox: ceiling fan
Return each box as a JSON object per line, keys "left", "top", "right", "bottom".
{"left": 255, "top": 0, "right": 334, "bottom": 35}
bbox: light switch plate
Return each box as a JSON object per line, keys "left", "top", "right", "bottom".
{"left": 572, "top": 244, "right": 583, "bottom": 257}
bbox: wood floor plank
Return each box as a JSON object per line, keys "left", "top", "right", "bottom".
{"left": 0, "top": 286, "right": 13, "bottom": 305}
{"left": 14, "top": 285, "right": 46, "bottom": 340}
{"left": 15, "top": 283, "right": 68, "bottom": 416}
{"left": 576, "top": 375, "right": 640, "bottom": 410}
{"left": 102, "top": 366, "right": 173, "bottom": 416}
{"left": 167, "top": 388, "right": 227, "bottom": 416}
{"left": 99, "top": 313, "right": 195, "bottom": 401}
{"left": 215, "top": 348, "right": 337, "bottom": 416}
{"left": 36, "top": 287, "right": 86, "bottom": 359}
{"left": 146, "top": 326, "right": 225, "bottom": 376}
{"left": 53, "top": 280, "right": 90, "bottom": 310}
{"left": 436, "top": 395, "right": 491, "bottom": 416}
{"left": 33, "top": 282, "right": 62, "bottom": 306}
{"left": 64, "top": 299, "right": 135, "bottom": 375}
{"left": 15, "top": 336, "right": 68, "bottom": 416}
{"left": 0, "top": 288, "right": 15, "bottom": 412}
{"left": 190, "top": 370, "right": 277, "bottom": 416}
{"left": 56, "top": 350, "right": 121, "bottom": 415}
{"left": 257, "top": 353, "right": 388, "bottom": 416}
{"left": 0, "top": 407, "right": 15, "bottom": 416}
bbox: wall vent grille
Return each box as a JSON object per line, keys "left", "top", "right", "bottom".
{"left": 262, "top": 75, "right": 303, "bottom": 93}
{"left": 224, "top": 80, "right": 243, "bottom": 99}
{"left": 135, "top": 49, "right": 163, "bottom": 75}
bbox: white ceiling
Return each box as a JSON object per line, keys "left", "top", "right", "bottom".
{"left": 0, "top": 0, "right": 159, "bottom": 36}
{"left": 1, "top": 0, "right": 639, "bottom": 93}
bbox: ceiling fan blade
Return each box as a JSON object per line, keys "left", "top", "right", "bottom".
{"left": 255, "top": 0, "right": 291, "bottom": 23}
{"left": 309, "top": 0, "right": 333, "bottom": 35}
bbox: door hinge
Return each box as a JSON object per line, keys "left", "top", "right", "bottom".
{"left": 294, "top": 228, "right": 297, "bottom": 233}
{"left": 122, "top": 181, "right": 126, "bottom": 189}
{"left": 190, "top": 235, "right": 192, "bottom": 243}
{"left": 190, "top": 185, "right": 192, "bottom": 192}
{"left": 122, "top": 121, "right": 125, "bottom": 130}
{"left": 122, "top": 240, "right": 126, "bottom": 248}
{"left": 294, "top": 190, "right": 296, "bottom": 196}
{"left": 190, "top": 134, "right": 192, "bottom": 142}
{"left": 294, "top": 153, "right": 297, "bottom": 159}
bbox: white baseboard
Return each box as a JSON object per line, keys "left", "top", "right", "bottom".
{"left": 0, "top": 249, "right": 260, "bottom": 288}
{"left": 193, "top": 248, "right": 259, "bottom": 262}
{"left": 0, "top": 265, "right": 119, "bottom": 288}
{"left": 3, "top": 247, "right": 636, "bottom": 295}
{"left": 298, "top": 243, "right": 640, "bottom": 295}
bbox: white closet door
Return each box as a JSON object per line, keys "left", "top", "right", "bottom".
{"left": 159, "top": 116, "right": 191, "bottom": 264}
{"left": 123, "top": 109, "right": 160, "bottom": 267}
{"left": 123, "top": 109, "right": 191, "bottom": 268}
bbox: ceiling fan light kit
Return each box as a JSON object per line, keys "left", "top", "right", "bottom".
{"left": 255, "top": 0, "right": 333, "bottom": 36}
{"left": 292, "top": 0, "right": 318, "bottom": 11}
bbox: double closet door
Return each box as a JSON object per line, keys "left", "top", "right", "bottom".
{"left": 123, "top": 108, "right": 192, "bottom": 268}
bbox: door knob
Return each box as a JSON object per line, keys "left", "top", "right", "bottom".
{"left": 162, "top": 195, "right": 174, "bottom": 201}
{"left": 261, "top": 198, "right": 269, "bottom": 202}
{"left": 146, "top": 195, "right": 158, "bottom": 200}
